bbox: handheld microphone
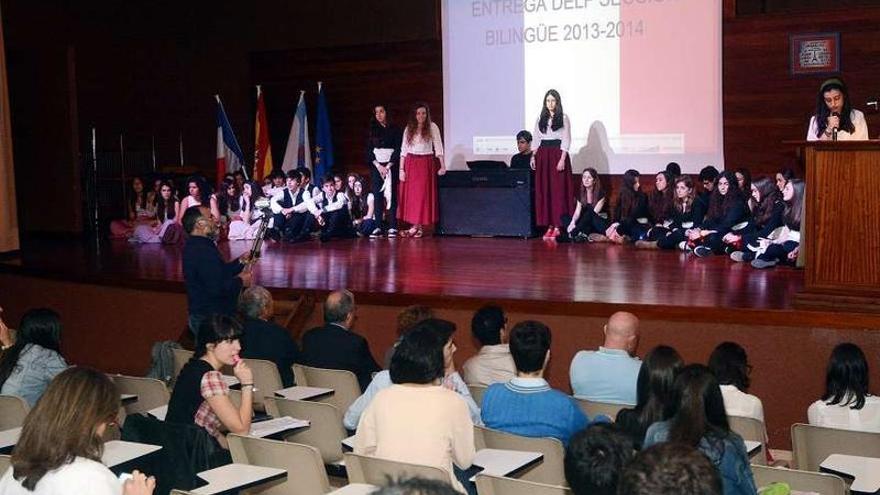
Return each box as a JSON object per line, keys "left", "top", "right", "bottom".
{"left": 831, "top": 111, "right": 840, "bottom": 141}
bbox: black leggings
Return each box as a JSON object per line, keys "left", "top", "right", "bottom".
{"left": 370, "top": 162, "right": 399, "bottom": 230}
{"left": 559, "top": 208, "right": 609, "bottom": 239}
{"left": 757, "top": 241, "right": 799, "bottom": 264}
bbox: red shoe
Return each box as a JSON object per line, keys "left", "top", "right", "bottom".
{"left": 552, "top": 227, "right": 561, "bottom": 238}
{"left": 542, "top": 227, "right": 555, "bottom": 240}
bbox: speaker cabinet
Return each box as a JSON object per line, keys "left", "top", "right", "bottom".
{"left": 437, "top": 170, "right": 534, "bottom": 237}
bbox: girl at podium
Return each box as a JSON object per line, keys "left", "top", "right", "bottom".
{"left": 807, "top": 78, "right": 869, "bottom": 141}
{"left": 398, "top": 102, "right": 445, "bottom": 238}
{"left": 531, "top": 89, "right": 575, "bottom": 240}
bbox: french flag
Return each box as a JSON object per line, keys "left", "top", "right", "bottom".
{"left": 215, "top": 94, "right": 245, "bottom": 185}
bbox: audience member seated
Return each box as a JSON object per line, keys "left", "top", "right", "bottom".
{"left": 708, "top": 342, "right": 764, "bottom": 424}
{"left": 0, "top": 306, "right": 12, "bottom": 357}
{"left": 808, "top": 342, "right": 880, "bottom": 433}
{"left": 383, "top": 305, "right": 435, "bottom": 369}
{"left": 166, "top": 315, "right": 254, "bottom": 450}
{"left": 643, "top": 364, "right": 757, "bottom": 495}
{"left": 564, "top": 423, "right": 634, "bottom": 495}
{"left": 0, "top": 308, "right": 68, "bottom": 407}
{"left": 569, "top": 311, "right": 641, "bottom": 405}
{"left": 301, "top": 290, "right": 380, "bottom": 391}
{"left": 354, "top": 323, "right": 475, "bottom": 494}
{"left": 615, "top": 345, "right": 683, "bottom": 449}
{"left": 345, "top": 319, "right": 480, "bottom": 430}
{"left": 617, "top": 442, "right": 723, "bottom": 495}
{"left": 461, "top": 304, "right": 515, "bottom": 386}
{"left": 373, "top": 477, "right": 459, "bottom": 495}
{"left": 0, "top": 366, "right": 156, "bottom": 495}
{"left": 481, "top": 321, "right": 594, "bottom": 446}
{"left": 238, "top": 286, "right": 300, "bottom": 388}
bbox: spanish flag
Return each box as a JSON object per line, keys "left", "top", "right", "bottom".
{"left": 253, "top": 85, "right": 273, "bottom": 182}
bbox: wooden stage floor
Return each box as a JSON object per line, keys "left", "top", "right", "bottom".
{"left": 2, "top": 236, "right": 804, "bottom": 311}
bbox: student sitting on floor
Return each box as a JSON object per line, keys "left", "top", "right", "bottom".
{"left": 808, "top": 342, "right": 880, "bottom": 433}
{"left": 748, "top": 178, "right": 804, "bottom": 269}
{"left": 655, "top": 176, "right": 706, "bottom": 251}
{"left": 311, "top": 176, "right": 357, "bottom": 242}
{"left": 557, "top": 168, "right": 607, "bottom": 243}
{"left": 725, "top": 176, "right": 783, "bottom": 260}
{"left": 350, "top": 176, "right": 381, "bottom": 238}
{"left": 481, "top": 320, "right": 597, "bottom": 446}
{"left": 594, "top": 169, "right": 647, "bottom": 244}
{"left": 690, "top": 171, "right": 749, "bottom": 258}
{"left": 633, "top": 170, "right": 675, "bottom": 248}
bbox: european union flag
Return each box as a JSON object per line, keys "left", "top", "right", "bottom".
{"left": 314, "top": 82, "right": 334, "bottom": 181}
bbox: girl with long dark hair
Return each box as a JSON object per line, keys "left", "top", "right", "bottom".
{"left": 644, "top": 364, "right": 757, "bottom": 495}
{"left": 728, "top": 176, "right": 784, "bottom": 262}
{"left": 398, "top": 102, "right": 445, "bottom": 238}
{"left": 0, "top": 367, "right": 156, "bottom": 494}
{"left": 166, "top": 315, "right": 254, "bottom": 450}
{"left": 367, "top": 104, "right": 402, "bottom": 237}
{"left": 176, "top": 176, "right": 220, "bottom": 224}
{"left": 807, "top": 78, "right": 868, "bottom": 141}
{"left": 750, "top": 178, "right": 805, "bottom": 269}
{"left": 110, "top": 176, "right": 156, "bottom": 238}
{"left": 558, "top": 168, "right": 607, "bottom": 242}
{"left": 634, "top": 171, "right": 675, "bottom": 248}
{"left": 227, "top": 181, "right": 267, "bottom": 240}
{"left": 531, "top": 89, "right": 575, "bottom": 240}
{"left": 350, "top": 176, "right": 381, "bottom": 238}
{"left": 708, "top": 342, "right": 765, "bottom": 424}
{"left": 690, "top": 171, "right": 748, "bottom": 257}
{"left": 216, "top": 180, "right": 241, "bottom": 223}
{"left": 0, "top": 308, "right": 67, "bottom": 407}
{"left": 656, "top": 176, "right": 707, "bottom": 250}
{"left": 130, "top": 180, "right": 181, "bottom": 243}
{"left": 615, "top": 346, "right": 684, "bottom": 449}
{"left": 595, "top": 169, "right": 647, "bottom": 244}
{"left": 808, "top": 343, "right": 880, "bottom": 432}
{"left": 775, "top": 167, "right": 795, "bottom": 192}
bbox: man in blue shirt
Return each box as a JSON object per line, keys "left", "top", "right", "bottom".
{"left": 569, "top": 311, "right": 641, "bottom": 405}
{"left": 481, "top": 320, "right": 594, "bottom": 446}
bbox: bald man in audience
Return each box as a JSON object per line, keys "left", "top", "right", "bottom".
{"left": 300, "top": 290, "right": 380, "bottom": 391}
{"left": 569, "top": 311, "right": 641, "bottom": 405}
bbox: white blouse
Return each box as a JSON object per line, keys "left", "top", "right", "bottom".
{"left": 401, "top": 122, "right": 444, "bottom": 157}
{"left": 0, "top": 456, "right": 122, "bottom": 495}
{"left": 807, "top": 395, "right": 880, "bottom": 433}
{"left": 720, "top": 384, "right": 765, "bottom": 423}
{"left": 533, "top": 113, "right": 572, "bottom": 152}
{"left": 806, "top": 109, "right": 869, "bottom": 141}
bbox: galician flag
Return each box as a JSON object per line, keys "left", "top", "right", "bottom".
{"left": 215, "top": 94, "right": 245, "bottom": 185}
{"left": 253, "top": 85, "right": 274, "bottom": 182}
{"left": 281, "top": 90, "right": 311, "bottom": 172}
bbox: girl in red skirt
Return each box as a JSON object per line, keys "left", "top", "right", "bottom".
{"left": 531, "top": 89, "right": 575, "bottom": 240}
{"left": 398, "top": 102, "right": 446, "bottom": 238}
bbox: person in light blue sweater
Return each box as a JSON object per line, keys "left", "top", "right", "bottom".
{"left": 481, "top": 320, "right": 596, "bottom": 446}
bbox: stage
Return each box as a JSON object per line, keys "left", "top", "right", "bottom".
{"left": 3, "top": 234, "right": 806, "bottom": 312}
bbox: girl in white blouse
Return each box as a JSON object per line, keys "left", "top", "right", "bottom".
{"left": 0, "top": 367, "right": 155, "bottom": 495}
{"left": 398, "top": 103, "right": 446, "bottom": 238}
{"left": 530, "top": 89, "right": 575, "bottom": 240}
{"left": 806, "top": 78, "right": 869, "bottom": 141}
{"left": 808, "top": 343, "right": 880, "bottom": 433}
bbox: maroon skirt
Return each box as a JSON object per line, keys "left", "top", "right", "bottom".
{"left": 397, "top": 154, "right": 439, "bottom": 226}
{"left": 534, "top": 144, "right": 575, "bottom": 226}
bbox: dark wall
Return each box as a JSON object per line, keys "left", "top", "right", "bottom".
{"left": 5, "top": 1, "right": 880, "bottom": 233}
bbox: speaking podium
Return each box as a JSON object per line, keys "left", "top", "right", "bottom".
{"left": 790, "top": 140, "right": 880, "bottom": 313}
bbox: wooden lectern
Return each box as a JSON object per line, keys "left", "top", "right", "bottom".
{"left": 790, "top": 140, "right": 880, "bottom": 313}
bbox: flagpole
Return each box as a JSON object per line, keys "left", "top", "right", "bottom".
{"left": 179, "top": 131, "right": 184, "bottom": 167}
{"left": 151, "top": 134, "right": 157, "bottom": 172}
{"left": 254, "top": 85, "right": 261, "bottom": 181}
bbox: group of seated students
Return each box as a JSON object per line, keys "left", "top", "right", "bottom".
{"left": 4, "top": 296, "right": 880, "bottom": 494}
{"left": 109, "top": 168, "right": 394, "bottom": 245}
{"left": 552, "top": 161, "right": 805, "bottom": 269}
